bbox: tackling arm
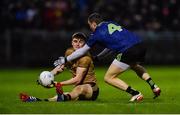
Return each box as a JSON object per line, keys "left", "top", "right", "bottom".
{"left": 96, "top": 48, "right": 111, "bottom": 60}
{"left": 53, "top": 44, "right": 90, "bottom": 67}
{"left": 66, "top": 44, "right": 90, "bottom": 62}
{"left": 97, "top": 48, "right": 111, "bottom": 57}
{"left": 95, "top": 48, "right": 116, "bottom": 60}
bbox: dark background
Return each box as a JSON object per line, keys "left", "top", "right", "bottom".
{"left": 0, "top": 0, "right": 180, "bottom": 67}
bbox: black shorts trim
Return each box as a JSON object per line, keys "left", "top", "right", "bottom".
{"left": 91, "top": 88, "right": 99, "bottom": 100}
{"left": 120, "top": 42, "right": 147, "bottom": 64}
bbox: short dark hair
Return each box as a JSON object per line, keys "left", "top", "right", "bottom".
{"left": 72, "top": 32, "right": 87, "bottom": 41}
{"left": 88, "top": 13, "right": 103, "bottom": 24}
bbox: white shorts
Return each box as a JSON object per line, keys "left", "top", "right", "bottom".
{"left": 112, "top": 59, "right": 130, "bottom": 71}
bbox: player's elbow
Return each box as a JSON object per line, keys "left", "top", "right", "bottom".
{"left": 74, "top": 78, "right": 81, "bottom": 85}
{"left": 75, "top": 80, "right": 81, "bottom": 85}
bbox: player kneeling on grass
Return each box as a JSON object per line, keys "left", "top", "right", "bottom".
{"left": 20, "top": 32, "right": 99, "bottom": 102}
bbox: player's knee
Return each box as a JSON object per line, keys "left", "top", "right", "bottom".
{"left": 82, "top": 85, "right": 89, "bottom": 93}
{"left": 74, "top": 86, "right": 83, "bottom": 93}
{"left": 104, "top": 76, "right": 108, "bottom": 83}
{"left": 104, "top": 75, "right": 113, "bottom": 83}
{"left": 75, "top": 85, "right": 90, "bottom": 95}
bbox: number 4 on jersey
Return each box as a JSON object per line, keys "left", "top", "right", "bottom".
{"left": 108, "top": 23, "right": 122, "bottom": 34}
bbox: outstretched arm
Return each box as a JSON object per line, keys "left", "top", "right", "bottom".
{"left": 53, "top": 44, "right": 90, "bottom": 67}
{"left": 94, "top": 48, "right": 116, "bottom": 61}
{"left": 97, "top": 48, "right": 111, "bottom": 57}
{"left": 66, "top": 44, "right": 90, "bottom": 62}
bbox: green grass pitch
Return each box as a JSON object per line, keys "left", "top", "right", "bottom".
{"left": 0, "top": 66, "right": 180, "bottom": 114}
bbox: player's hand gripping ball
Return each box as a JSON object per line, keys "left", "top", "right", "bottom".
{"left": 38, "top": 71, "right": 55, "bottom": 88}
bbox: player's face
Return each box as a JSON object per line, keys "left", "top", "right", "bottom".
{"left": 72, "top": 38, "right": 85, "bottom": 50}
{"left": 88, "top": 20, "right": 97, "bottom": 32}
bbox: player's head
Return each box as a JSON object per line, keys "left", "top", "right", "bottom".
{"left": 71, "top": 32, "right": 87, "bottom": 50}
{"left": 88, "top": 13, "right": 103, "bottom": 32}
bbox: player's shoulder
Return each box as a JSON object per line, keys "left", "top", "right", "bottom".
{"left": 98, "top": 21, "right": 117, "bottom": 26}
{"left": 96, "top": 21, "right": 119, "bottom": 31}
{"left": 77, "top": 55, "right": 92, "bottom": 68}
{"left": 78, "top": 54, "right": 92, "bottom": 63}
{"left": 94, "top": 21, "right": 109, "bottom": 35}
{"left": 65, "top": 47, "right": 75, "bottom": 57}
{"left": 97, "top": 21, "right": 108, "bottom": 28}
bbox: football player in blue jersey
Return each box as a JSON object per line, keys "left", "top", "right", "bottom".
{"left": 54, "top": 13, "right": 161, "bottom": 102}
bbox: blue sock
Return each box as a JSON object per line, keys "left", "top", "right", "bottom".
{"left": 57, "top": 94, "right": 65, "bottom": 102}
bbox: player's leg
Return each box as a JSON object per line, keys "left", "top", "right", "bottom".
{"left": 49, "top": 83, "right": 94, "bottom": 101}
{"left": 121, "top": 42, "right": 161, "bottom": 98}
{"left": 44, "top": 82, "right": 70, "bottom": 102}
{"left": 45, "top": 95, "right": 58, "bottom": 101}
{"left": 104, "top": 61, "right": 129, "bottom": 90}
{"left": 68, "top": 84, "right": 93, "bottom": 100}
{"left": 104, "top": 59, "right": 143, "bottom": 102}
{"left": 19, "top": 93, "right": 42, "bottom": 102}
{"left": 130, "top": 64, "right": 161, "bottom": 98}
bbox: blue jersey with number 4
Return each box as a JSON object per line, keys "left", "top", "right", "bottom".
{"left": 86, "top": 21, "right": 142, "bottom": 53}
